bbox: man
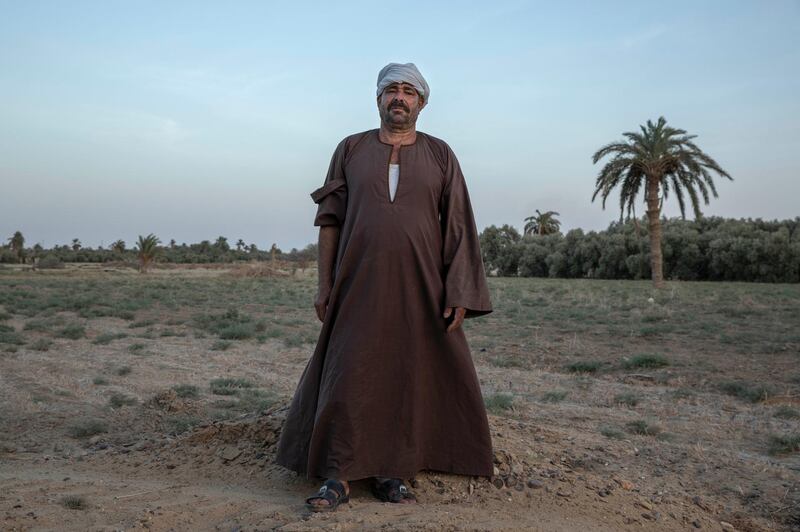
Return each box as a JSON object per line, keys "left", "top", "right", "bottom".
{"left": 275, "top": 63, "right": 494, "bottom": 511}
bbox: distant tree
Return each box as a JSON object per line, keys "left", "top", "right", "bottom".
{"left": 71, "top": 238, "right": 82, "bottom": 251}
{"left": 592, "top": 116, "right": 732, "bottom": 288}
{"left": 136, "top": 234, "right": 161, "bottom": 273}
{"left": 249, "top": 243, "right": 258, "bottom": 253}
{"left": 214, "top": 236, "right": 230, "bottom": 252}
{"left": 169, "top": 239, "right": 176, "bottom": 249}
{"left": 480, "top": 224, "right": 523, "bottom": 276}
{"left": 236, "top": 239, "right": 246, "bottom": 252}
{"left": 8, "top": 231, "right": 25, "bottom": 263}
{"left": 111, "top": 240, "right": 126, "bottom": 253}
{"left": 524, "top": 210, "right": 561, "bottom": 236}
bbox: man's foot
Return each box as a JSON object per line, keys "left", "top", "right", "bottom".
{"left": 305, "top": 478, "right": 350, "bottom": 511}
{"left": 371, "top": 477, "right": 417, "bottom": 504}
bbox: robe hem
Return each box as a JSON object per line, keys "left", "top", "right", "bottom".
{"left": 275, "top": 458, "right": 493, "bottom": 482}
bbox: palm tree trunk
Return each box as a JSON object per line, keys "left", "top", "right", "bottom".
{"left": 645, "top": 176, "right": 665, "bottom": 288}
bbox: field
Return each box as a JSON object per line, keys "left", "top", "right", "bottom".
{"left": 1, "top": 264, "right": 799, "bottom": 531}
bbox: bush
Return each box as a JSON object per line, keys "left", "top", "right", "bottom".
{"left": 173, "top": 384, "right": 200, "bottom": 398}
{"left": 484, "top": 392, "right": 514, "bottom": 414}
{"left": 768, "top": 434, "right": 800, "bottom": 455}
{"left": 68, "top": 418, "right": 108, "bottom": 438}
{"left": 210, "top": 377, "right": 254, "bottom": 395}
{"left": 566, "top": 361, "right": 601, "bottom": 374}
{"left": 38, "top": 255, "right": 65, "bottom": 269}
{"left": 622, "top": 354, "right": 669, "bottom": 370}
{"left": 58, "top": 324, "right": 86, "bottom": 340}
{"left": 719, "top": 381, "right": 773, "bottom": 403}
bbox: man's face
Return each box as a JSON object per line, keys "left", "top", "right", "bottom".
{"left": 377, "top": 82, "right": 425, "bottom": 129}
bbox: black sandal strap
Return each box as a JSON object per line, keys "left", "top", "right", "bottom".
{"left": 306, "top": 479, "right": 348, "bottom": 506}
{"left": 373, "top": 478, "right": 416, "bottom": 503}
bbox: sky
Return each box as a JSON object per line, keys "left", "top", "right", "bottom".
{"left": 1, "top": 0, "right": 798, "bottom": 250}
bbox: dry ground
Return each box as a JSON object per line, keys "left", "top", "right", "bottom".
{"left": 0, "top": 263, "right": 799, "bottom": 531}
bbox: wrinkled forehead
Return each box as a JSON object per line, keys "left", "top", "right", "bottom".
{"left": 380, "top": 81, "right": 421, "bottom": 96}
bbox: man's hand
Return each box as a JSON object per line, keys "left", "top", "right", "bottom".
{"left": 315, "top": 285, "right": 331, "bottom": 322}
{"left": 443, "top": 306, "right": 466, "bottom": 332}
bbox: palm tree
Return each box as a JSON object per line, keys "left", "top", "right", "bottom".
{"left": 8, "top": 231, "right": 25, "bottom": 263}
{"left": 592, "top": 116, "right": 731, "bottom": 287}
{"left": 524, "top": 210, "right": 561, "bottom": 236}
{"left": 136, "top": 234, "right": 161, "bottom": 273}
{"left": 236, "top": 239, "right": 246, "bottom": 252}
{"left": 71, "top": 238, "right": 82, "bottom": 251}
{"left": 111, "top": 240, "right": 126, "bottom": 253}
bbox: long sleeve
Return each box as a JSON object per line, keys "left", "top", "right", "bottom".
{"left": 440, "top": 145, "right": 493, "bottom": 318}
{"left": 311, "top": 139, "right": 348, "bottom": 227}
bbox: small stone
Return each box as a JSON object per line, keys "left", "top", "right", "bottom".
{"left": 219, "top": 446, "right": 242, "bottom": 462}
{"left": 637, "top": 500, "right": 653, "bottom": 510}
{"left": 515, "top": 483, "right": 524, "bottom": 492}
{"left": 504, "top": 476, "right": 517, "bottom": 488}
{"left": 511, "top": 462, "right": 524, "bottom": 475}
{"left": 598, "top": 489, "right": 611, "bottom": 497}
{"left": 491, "top": 477, "right": 504, "bottom": 489}
{"left": 692, "top": 496, "right": 712, "bottom": 512}
{"left": 719, "top": 522, "right": 734, "bottom": 531}
{"left": 493, "top": 466, "right": 500, "bottom": 476}
{"left": 614, "top": 478, "right": 634, "bottom": 491}
{"left": 692, "top": 519, "right": 701, "bottom": 528}
{"left": 527, "top": 479, "right": 544, "bottom": 490}
{"left": 556, "top": 489, "right": 572, "bottom": 498}
{"left": 468, "top": 483, "right": 474, "bottom": 495}
{"left": 88, "top": 436, "right": 102, "bottom": 445}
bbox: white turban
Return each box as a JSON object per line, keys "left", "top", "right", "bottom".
{"left": 376, "top": 62, "right": 429, "bottom": 103}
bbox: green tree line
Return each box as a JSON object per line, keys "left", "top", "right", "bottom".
{"left": 480, "top": 217, "right": 800, "bottom": 283}
{"left": 0, "top": 234, "right": 318, "bottom": 268}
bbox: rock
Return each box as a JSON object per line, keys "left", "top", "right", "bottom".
{"left": 556, "top": 489, "right": 572, "bottom": 498}
{"left": 493, "top": 466, "right": 500, "bottom": 476}
{"left": 504, "top": 476, "right": 517, "bottom": 488}
{"left": 218, "top": 446, "right": 242, "bottom": 462}
{"left": 89, "top": 435, "right": 102, "bottom": 445}
{"left": 468, "top": 483, "right": 474, "bottom": 495}
{"left": 692, "top": 519, "right": 701, "bottom": 528}
{"left": 511, "top": 462, "right": 524, "bottom": 476}
{"left": 598, "top": 488, "right": 611, "bottom": 497}
{"left": 527, "top": 479, "right": 544, "bottom": 490}
{"left": 613, "top": 478, "right": 635, "bottom": 491}
{"left": 491, "top": 477, "right": 504, "bottom": 489}
{"left": 637, "top": 500, "right": 653, "bottom": 510}
{"left": 719, "top": 522, "right": 734, "bottom": 530}
{"left": 515, "top": 483, "right": 525, "bottom": 492}
{"left": 692, "top": 496, "right": 712, "bottom": 512}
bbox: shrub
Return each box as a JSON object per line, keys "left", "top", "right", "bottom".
{"left": 614, "top": 392, "right": 640, "bottom": 407}
{"left": 719, "top": 381, "right": 773, "bottom": 403}
{"left": 60, "top": 495, "right": 87, "bottom": 510}
{"left": 92, "top": 376, "right": 109, "bottom": 386}
{"left": 625, "top": 419, "right": 662, "bottom": 436}
{"left": 768, "top": 434, "right": 800, "bottom": 455}
{"left": 172, "top": 384, "right": 199, "bottom": 398}
{"left": 92, "top": 332, "right": 128, "bottom": 345}
{"left": 773, "top": 406, "right": 800, "bottom": 420}
{"left": 211, "top": 340, "right": 233, "bottom": 351}
{"left": 541, "top": 390, "right": 568, "bottom": 403}
{"left": 58, "top": 324, "right": 86, "bottom": 340}
{"left": 622, "top": 354, "right": 669, "bottom": 370}
{"left": 108, "top": 392, "right": 136, "bottom": 408}
{"left": 38, "top": 256, "right": 65, "bottom": 269}
{"left": 115, "top": 366, "right": 132, "bottom": 376}
{"left": 566, "top": 361, "right": 601, "bottom": 374}
{"left": 68, "top": 418, "right": 108, "bottom": 438}
{"left": 210, "top": 377, "right": 254, "bottom": 395}
{"left": 600, "top": 426, "right": 625, "bottom": 439}
{"left": 484, "top": 392, "right": 514, "bottom": 414}
{"left": 29, "top": 338, "right": 53, "bottom": 351}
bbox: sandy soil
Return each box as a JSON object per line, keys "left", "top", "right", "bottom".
{"left": 1, "top": 267, "right": 798, "bottom": 531}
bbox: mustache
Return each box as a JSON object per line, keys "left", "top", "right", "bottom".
{"left": 388, "top": 101, "right": 409, "bottom": 112}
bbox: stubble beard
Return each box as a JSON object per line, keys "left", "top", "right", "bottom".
{"left": 380, "top": 102, "right": 419, "bottom": 131}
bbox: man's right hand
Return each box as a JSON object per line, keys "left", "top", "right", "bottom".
{"left": 315, "top": 285, "right": 332, "bottom": 322}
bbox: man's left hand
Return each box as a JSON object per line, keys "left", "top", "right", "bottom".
{"left": 443, "top": 306, "right": 466, "bottom": 332}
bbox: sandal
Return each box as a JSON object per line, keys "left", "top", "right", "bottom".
{"left": 371, "top": 478, "right": 417, "bottom": 504}
{"left": 305, "top": 478, "right": 350, "bottom": 512}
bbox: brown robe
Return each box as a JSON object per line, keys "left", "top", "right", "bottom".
{"left": 275, "top": 129, "right": 493, "bottom": 481}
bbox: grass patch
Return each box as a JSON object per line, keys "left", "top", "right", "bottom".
{"left": 484, "top": 392, "right": 514, "bottom": 414}
{"left": 773, "top": 406, "right": 800, "bottom": 420}
{"left": 625, "top": 419, "right": 662, "bottom": 436}
{"left": 67, "top": 418, "right": 108, "bottom": 438}
{"left": 0, "top": 324, "right": 24, "bottom": 345}
{"left": 566, "top": 361, "right": 601, "bottom": 374}
{"left": 194, "top": 309, "right": 266, "bottom": 340}
{"left": 210, "top": 377, "right": 255, "bottom": 395}
{"left": 129, "top": 319, "right": 156, "bottom": 329}
{"left": 172, "top": 383, "right": 199, "bottom": 399}
{"left": 127, "top": 343, "right": 146, "bottom": 354}
{"left": 489, "top": 355, "right": 528, "bottom": 368}
{"left": 108, "top": 392, "right": 136, "bottom": 408}
{"left": 622, "top": 353, "right": 669, "bottom": 370}
{"left": 115, "top": 365, "right": 132, "bottom": 376}
{"left": 92, "top": 332, "right": 128, "bottom": 345}
{"left": 600, "top": 425, "right": 625, "bottom": 439}
{"left": 614, "top": 392, "right": 640, "bottom": 407}
{"left": 211, "top": 340, "right": 233, "bottom": 351}
{"left": 0, "top": 310, "right": 11, "bottom": 320}
{"left": 92, "top": 376, "right": 109, "bottom": 386}
{"left": 719, "top": 381, "right": 773, "bottom": 403}
{"left": 768, "top": 433, "right": 800, "bottom": 455}
{"left": 541, "top": 390, "right": 568, "bottom": 403}
{"left": 60, "top": 495, "right": 87, "bottom": 510}
{"left": 237, "top": 388, "right": 279, "bottom": 411}
{"left": 58, "top": 324, "right": 86, "bottom": 340}
{"left": 29, "top": 338, "right": 53, "bottom": 351}
{"left": 166, "top": 415, "right": 201, "bottom": 435}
